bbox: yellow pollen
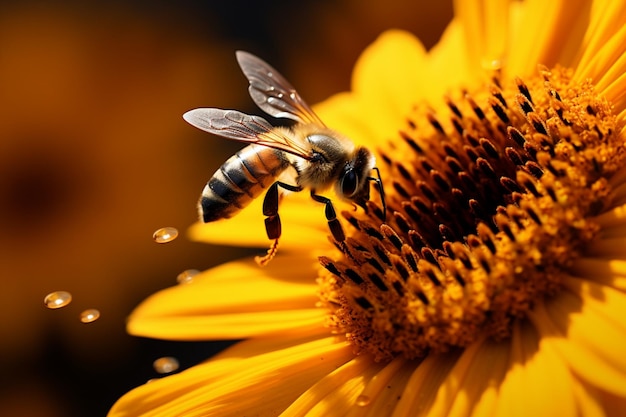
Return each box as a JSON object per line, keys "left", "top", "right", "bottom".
{"left": 317, "top": 66, "right": 622, "bottom": 361}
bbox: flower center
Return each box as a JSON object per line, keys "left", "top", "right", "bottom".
{"left": 317, "top": 66, "right": 622, "bottom": 361}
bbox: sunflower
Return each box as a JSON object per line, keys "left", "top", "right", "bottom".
{"left": 109, "top": 0, "right": 626, "bottom": 415}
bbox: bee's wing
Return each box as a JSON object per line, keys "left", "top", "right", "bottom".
{"left": 236, "top": 51, "right": 325, "bottom": 126}
{"left": 183, "top": 108, "right": 312, "bottom": 160}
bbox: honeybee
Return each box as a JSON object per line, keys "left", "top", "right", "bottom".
{"left": 183, "top": 51, "right": 385, "bottom": 266}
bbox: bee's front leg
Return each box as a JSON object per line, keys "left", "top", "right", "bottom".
{"left": 255, "top": 181, "right": 302, "bottom": 266}
{"left": 309, "top": 192, "right": 346, "bottom": 243}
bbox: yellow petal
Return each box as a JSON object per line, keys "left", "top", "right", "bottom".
{"left": 351, "top": 30, "right": 428, "bottom": 141}
{"left": 390, "top": 351, "right": 462, "bottom": 417}
{"left": 345, "top": 357, "right": 413, "bottom": 417}
{"left": 492, "top": 322, "right": 529, "bottom": 417}
{"left": 508, "top": 0, "right": 592, "bottom": 75}
{"left": 580, "top": 23, "right": 626, "bottom": 88}
{"left": 559, "top": 275, "right": 626, "bottom": 351}
{"left": 420, "top": 338, "right": 487, "bottom": 416}
{"left": 601, "top": 70, "right": 626, "bottom": 119}
{"left": 570, "top": 375, "right": 607, "bottom": 417}
{"left": 108, "top": 335, "right": 354, "bottom": 417}
{"left": 562, "top": 274, "right": 626, "bottom": 327}
{"left": 569, "top": 257, "right": 626, "bottom": 291}
{"left": 595, "top": 388, "right": 626, "bottom": 417}
{"left": 573, "top": 0, "right": 626, "bottom": 84}
{"left": 127, "top": 253, "right": 326, "bottom": 340}
{"left": 585, "top": 25, "right": 626, "bottom": 113}
{"left": 396, "top": 335, "right": 502, "bottom": 417}
{"left": 610, "top": 180, "right": 626, "bottom": 208}
{"left": 528, "top": 298, "right": 626, "bottom": 397}
{"left": 454, "top": 0, "right": 510, "bottom": 74}
{"left": 443, "top": 336, "right": 510, "bottom": 417}
{"left": 593, "top": 202, "right": 626, "bottom": 232}
{"left": 313, "top": 92, "right": 379, "bottom": 149}
{"left": 495, "top": 321, "right": 578, "bottom": 417}
{"left": 129, "top": 308, "right": 328, "bottom": 340}
{"left": 425, "top": 18, "right": 474, "bottom": 97}
{"left": 281, "top": 355, "right": 386, "bottom": 417}
{"left": 584, "top": 236, "right": 626, "bottom": 258}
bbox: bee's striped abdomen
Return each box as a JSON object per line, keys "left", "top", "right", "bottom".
{"left": 199, "top": 144, "right": 289, "bottom": 222}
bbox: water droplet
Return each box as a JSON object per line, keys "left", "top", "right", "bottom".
{"left": 355, "top": 394, "right": 371, "bottom": 407}
{"left": 153, "top": 227, "right": 178, "bottom": 243}
{"left": 153, "top": 356, "right": 179, "bottom": 374}
{"left": 481, "top": 58, "right": 503, "bottom": 71}
{"left": 44, "top": 291, "right": 72, "bottom": 309}
{"left": 79, "top": 309, "right": 100, "bottom": 323}
{"left": 176, "top": 269, "right": 200, "bottom": 284}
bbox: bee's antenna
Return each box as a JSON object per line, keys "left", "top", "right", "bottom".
{"left": 369, "top": 167, "right": 386, "bottom": 221}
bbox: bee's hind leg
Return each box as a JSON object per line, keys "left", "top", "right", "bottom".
{"left": 255, "top": 181, "right": 302, "bottom": 267}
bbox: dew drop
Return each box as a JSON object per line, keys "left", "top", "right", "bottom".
{"left": 176, "top": 269, "right": 200, "bottom": 284}
{"left": 153, "top": 356, "right": 179, "bottom": 374}
{"left": 79, "top": 308, "right": 100, "bottom": 323}
{"left": 44, "top": 291, "right": 72, "bottom": 309}
{"left": 153, "top": 227, "right": 178, "bottom": 243}
{"left": 482, "top": 58, "right": 503, "bottom": 71}
{"left": 355, "top": 394, "right": 371, "bottom": 407}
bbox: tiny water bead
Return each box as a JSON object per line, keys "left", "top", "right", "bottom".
{"left": 43, "top": 291, "right": 72, "bottom": 309}
{"left": 153, "top": 356, "right": 180, "bottom": 374}
{"left": 152, "top": 227, "right": 179, "bottom": 244}
{"left": 355, "top": 395, "right": 371, "bottom": 407}
{"left": 176, "top": 269, "right": 200, "bottom": 284}
{"left": 79, "top": 309, "right": 101, "bottom": 323}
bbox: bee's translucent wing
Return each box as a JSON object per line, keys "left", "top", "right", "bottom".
{"left": 236, "top": 51, "right": 325, "bottom": 126}
{"left": 183, "top": 108, "right": 312, "bottom": 160}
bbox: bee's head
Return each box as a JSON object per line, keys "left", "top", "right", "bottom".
{"left": 337, "top": 147, "right": 383, "bottom": 213}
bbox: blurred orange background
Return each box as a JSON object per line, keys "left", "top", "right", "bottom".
{"left": 0, "top": 1, "right": 451, "bottom": 415}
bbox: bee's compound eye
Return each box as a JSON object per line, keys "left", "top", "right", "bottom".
{"left": 341, "top": 170, "right": 358, "bottom": 197}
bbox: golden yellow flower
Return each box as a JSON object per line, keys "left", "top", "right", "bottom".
{"left": 109, "top": 0, "right": 626, "bottom": 415}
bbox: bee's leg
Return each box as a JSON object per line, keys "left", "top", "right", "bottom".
{"left": 369, "top": 167, "right": 387, "bottom": 220}
{"left": 309, "top": 192, "right": 346, "bottom": 243}
{"left": 255, "top": 181, "right": 302, "bottom": 267}
{"left": 262, "top": 181, "right": 303, "bottom": 239}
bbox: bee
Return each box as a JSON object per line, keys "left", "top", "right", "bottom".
{"left": 183, "top": 51, "right": 385, "bottom": 266}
